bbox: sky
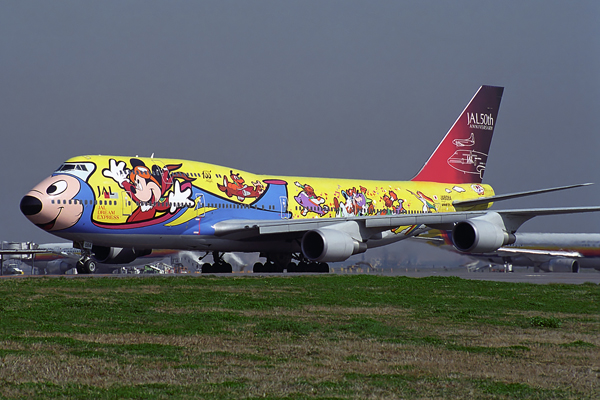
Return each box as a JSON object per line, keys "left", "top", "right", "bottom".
{"left": 1, "top": 1, "right": 599, "bottom": 249}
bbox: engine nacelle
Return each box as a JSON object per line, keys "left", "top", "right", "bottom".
{"left": 452, "top": 219, "right": 514, "bottom": 253}
{"left": 91, "top": 246, "right": 151, "bottom": 264}
{"left": 301, "top": 229, "right": 366, "bottom": 262}
{"left": 538, "top": 258, "right": 580, "bottom": 273}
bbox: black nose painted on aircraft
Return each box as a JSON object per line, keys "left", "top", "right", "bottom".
{"left": 20, "top": 195, "right": 43, "bottom": 216}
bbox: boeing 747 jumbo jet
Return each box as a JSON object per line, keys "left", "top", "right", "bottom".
{"left": 19, "top": 86, "right": 600, "bottom": 274}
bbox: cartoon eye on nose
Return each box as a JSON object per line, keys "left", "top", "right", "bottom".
{"left": 46, "top": 180, "right": 68, "bottom": 196}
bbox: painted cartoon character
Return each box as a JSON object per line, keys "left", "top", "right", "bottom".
{"left": 103, "top": 158, "right": 195, "bottom": 223}
{"left": 217, "top": 170, "right": 264, "bottom": 202}
{"left": 407, "top": 190, "right": 437, "bottom": 213}
{"left": 358, "top": 186, "right": 375, "bottom": 215}
{"left": 294, "top": 181, "right": 329, "bottom": 216}
{"left": 21, "top": 174, "right": 86, "bottom": 231}
{"left": 333, "top": 186, "right": 373, "bottom": 217}
{"left": 379, "top": 190, "right": 405, "bottom": 215}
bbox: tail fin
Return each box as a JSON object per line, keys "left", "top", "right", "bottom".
{"left": 411, "top": 85, "right": 504, "bottom": 184}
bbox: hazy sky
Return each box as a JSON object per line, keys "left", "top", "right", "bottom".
{"left": 2, "top": 1, "right": 599, "bottom": 245}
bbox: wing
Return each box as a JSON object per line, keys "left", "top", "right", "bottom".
{"left": 213, "top": 206, "right": 600, "bottom": 254}
{"left": 452, "top": 183, "right": 592, "bottom": 208}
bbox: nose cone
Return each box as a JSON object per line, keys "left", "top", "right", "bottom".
{"left": 20, "top": 195, "right": 43, "bottom": 216}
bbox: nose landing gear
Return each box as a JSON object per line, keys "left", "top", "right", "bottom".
{"left": 76, "top": 258, "right": 97, "bottom": 274}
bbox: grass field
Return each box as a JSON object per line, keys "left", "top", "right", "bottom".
{"left": 0, "top": 275, "right": 598, "bottom": 399}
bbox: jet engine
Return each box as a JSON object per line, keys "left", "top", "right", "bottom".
{"left": 452, "top": 218, "right": 515, "bottom": 253}
{"left": 91, "top": 246, "right": 151, "bottom": 264}
{"left": 538, "top": 258, "right": 580, "bottom": 273}
{"left": 301, "top": 228, "right": 366, "bottom": 262}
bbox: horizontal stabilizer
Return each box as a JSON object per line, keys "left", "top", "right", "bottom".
{"left": 453, "top": 183, "right": 593, "bottom": 208}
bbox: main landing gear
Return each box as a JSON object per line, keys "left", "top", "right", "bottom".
{"left": 253, "top": 253, "right": 330, "bottom": 274}
{"left": 201, "top": 251, "right": 233, "bottom": 274}
{"left": 199, "top": 252, "right": 330, "bottom": 274}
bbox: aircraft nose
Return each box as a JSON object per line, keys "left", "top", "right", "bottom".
{"left": 20, "top": 195, "right": 43, "bottom": 216}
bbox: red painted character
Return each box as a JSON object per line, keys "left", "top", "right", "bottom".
{"left": 103, "top": 158, "right": 194, "bottom": 223}
{"left": 218, "top": 170, "right": 264, "bottom": 202}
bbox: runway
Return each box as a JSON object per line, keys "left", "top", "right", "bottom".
{"left": 3, "top": 267, "right": 599, "bottom": 284}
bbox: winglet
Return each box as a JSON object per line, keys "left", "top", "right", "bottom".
{"left": 412, "top": 85, "right": 504, "bottom": 184}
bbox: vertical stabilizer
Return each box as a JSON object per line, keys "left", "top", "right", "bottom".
{"left": 411, "top": 85, "right": 504, "bottom": 184}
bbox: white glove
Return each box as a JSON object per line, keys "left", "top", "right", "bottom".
{"left": 102, "top": 159, "right": 128, "bottom": 186}
{"left": 168, "top": 180, "right": 194, "bottom": 213}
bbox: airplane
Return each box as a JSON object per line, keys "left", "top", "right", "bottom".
{"left": 418, "top": 230, "right": 600, "bottom": 273}
{"left": 19, "top": 85, "right": 600, "bottom": 274}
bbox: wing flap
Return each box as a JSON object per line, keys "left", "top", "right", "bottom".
{"left": 494, "top": 247, "right": 582, "bottom": 258}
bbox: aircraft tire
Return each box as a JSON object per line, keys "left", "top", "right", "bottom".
{"left": 253, "top": 262, "right": 264, "bottom": 273}
{"left": 295, "top": 262, "right": 309, "bottom": 273}
{"left": 76, "top": 260, "right": 84, "bottom": 274}
{"left": 83, "top": 260, "right": 97, "bottom": 274}
{"left": 265, "top": 262, "right": 283, "bottom": 273}
{"left": 201, "top": 263, "right": 213, "bottom": 274}
{"left": 286, "top": 262, "right": 297, "bottom": 273}
{"left": 220, "top": 263, "right": 233, "bottom": 273}
{"left": 318, "top": 262, "right": 329, "bottom": 273}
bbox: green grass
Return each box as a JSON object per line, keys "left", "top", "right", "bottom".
{"left": 0, "top": 275, "right": 598, "bottom": 399}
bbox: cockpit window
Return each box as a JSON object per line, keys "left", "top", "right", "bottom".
{"left": 56, "top": 163, "right": 89, "bottom": 172}
{"left": 57, "top": 164, "right": 75, "bottom": 171}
